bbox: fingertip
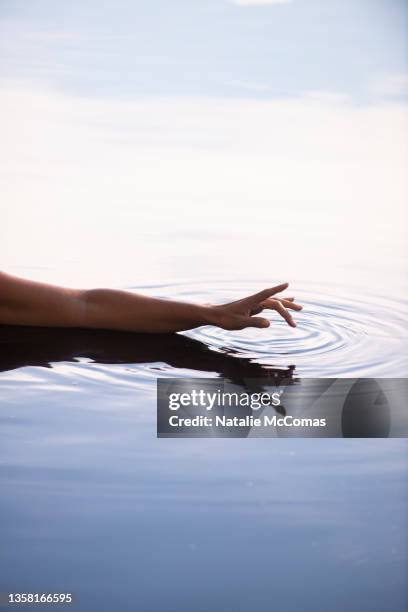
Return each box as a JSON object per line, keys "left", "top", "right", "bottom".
{"left": 272, "top": 282, "right": 289, "bottom": 293}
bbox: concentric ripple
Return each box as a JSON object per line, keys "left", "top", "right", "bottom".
{"left": 145, "top": 280, "right": 408, "bottom": 377}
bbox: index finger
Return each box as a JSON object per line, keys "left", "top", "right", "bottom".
{"left": 247, "top": 283, "right": 289, "bottom": 304}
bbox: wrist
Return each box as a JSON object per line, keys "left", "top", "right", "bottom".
{"left": 198, "top": 304, "right": 220, "bottom": 327}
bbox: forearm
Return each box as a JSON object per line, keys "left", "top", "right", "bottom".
{"left": 0, "top": 272, "right": 213, "bottom": 333}
{"left": 83, "top": 288, "right": 213, "bottom": 333}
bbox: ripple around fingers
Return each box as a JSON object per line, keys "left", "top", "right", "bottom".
{"left": 141, "top": 280, "right": 408, "bottom": 378}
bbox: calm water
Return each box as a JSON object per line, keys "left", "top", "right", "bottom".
{"left": 0, "top": 262, "right": 407, "bottom": 612}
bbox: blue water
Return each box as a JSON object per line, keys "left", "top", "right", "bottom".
{"left": 0, "top": 279, "right": 407, "bottom": 611}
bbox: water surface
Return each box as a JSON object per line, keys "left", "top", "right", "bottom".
{"left": 0, "top": 270, "right": 407, "bottom": 612}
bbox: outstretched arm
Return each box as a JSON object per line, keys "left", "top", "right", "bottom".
{"left": 0, "top": 272, "right": 302, "bottom": 333}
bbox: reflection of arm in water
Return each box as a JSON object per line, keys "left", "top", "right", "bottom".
{"left": 0, "top": 272, "right": 302, "bottom": 333}
{"left": 0, "top": 325, "right": 295, "bottom": 385}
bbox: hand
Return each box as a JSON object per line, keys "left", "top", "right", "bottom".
{"left": 208, "top": 283, "right": 302, "bottom": 331}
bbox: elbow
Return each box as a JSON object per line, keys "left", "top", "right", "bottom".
{"left": 81, "top": 288, "right": 119, "bottom": 329}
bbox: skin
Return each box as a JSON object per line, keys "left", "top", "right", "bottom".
{"left": 0, "top": 271, "right": 302, "bottom": 333}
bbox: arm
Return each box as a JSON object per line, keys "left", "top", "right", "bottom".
{"left": 0, "top": 272, "right": 302, "bottom": 333}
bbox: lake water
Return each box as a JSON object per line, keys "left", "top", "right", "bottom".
{"left": 1, "top": 236, "right": 407, "bottom": 611}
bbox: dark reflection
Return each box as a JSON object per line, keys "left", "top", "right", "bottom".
{"left": 0, "top": 325, "right": 295, "bottom": 385}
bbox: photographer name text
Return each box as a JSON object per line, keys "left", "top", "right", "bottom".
{"left": 168, "top": 415, "right": 326, "bottom": 428}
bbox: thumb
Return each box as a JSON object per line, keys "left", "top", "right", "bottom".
{"left": 241, "top": 316, "right": 270, "bottom": 329}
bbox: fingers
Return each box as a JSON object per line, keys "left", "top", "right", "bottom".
{"left": 280, "top": 299, "right": 302, "bottom": 311}
{"left": 262, "top": 297, "right": 303, "bottom": 312}
{"left": 248, "top": 283, "right": 289, "bottom": 304}
{"left": 249, "top": 306, "right": 264, "bottom": 316}
{"left": 240, "top": 316, "right": 271, "bottom": 329}
{"left": 260, "top": 299, "right": 297, "bottom": 327}
{"left": 275, "top": 301, "right": 296, "bottom": 327}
